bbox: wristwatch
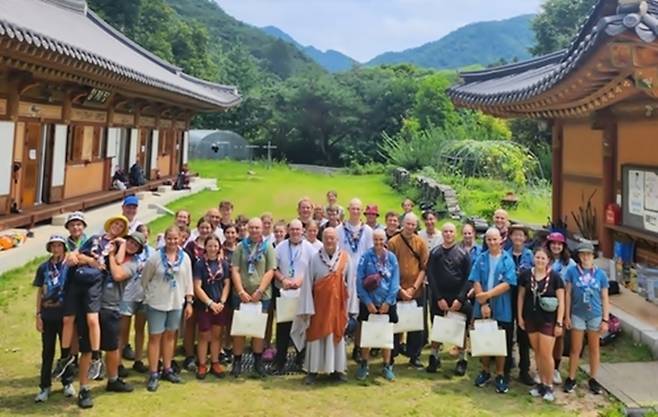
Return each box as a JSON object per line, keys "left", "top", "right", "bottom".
{"left": 206, "top": 300, "right": 213, "bottom": 308}
{"left": 556, "top": 322, "right": 563, "bottom": 328}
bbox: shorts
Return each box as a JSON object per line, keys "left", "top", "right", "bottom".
{"left": 357, "top": 303, "right": 399, "bottom": 323}
{"left": 196, "top": 307, "right": 232, "bottom": 331}
{"left": 571, "top": 315, "right": 602, "bottom": 332}
{"left": 524, "top": 319, "right": 556, "bottom": 337}
{"left": 63, "top": 276, "right": 103, "bottom": 315}
{"left": 232, "top": 298, "right": 271, "bottom": 314}
{"left": 119, "top": 300, "right": 146, "bottom": 316}
{"left": 430, "top": 298, "right": 473, "bottom": 322}
{"left": 77, "top": 309, "right": 120, "bottom": 353}
{"left": 146, "top": 307, "right": 182, "bottom": 334}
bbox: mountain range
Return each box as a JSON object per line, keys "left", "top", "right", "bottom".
{"left": 260, "top": 14, "right": 536, "bottom": 72}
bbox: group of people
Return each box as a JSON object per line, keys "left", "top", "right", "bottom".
{"left": 33, "top": 190, "right": 611, "bottom": 409}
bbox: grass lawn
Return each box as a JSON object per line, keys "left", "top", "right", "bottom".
{"left": 0, "top": 160, "right": 643, "bottom": 417}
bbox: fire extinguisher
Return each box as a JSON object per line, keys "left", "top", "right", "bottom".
{"left": 605, "top": 203, "right": 621, "bottom": 225}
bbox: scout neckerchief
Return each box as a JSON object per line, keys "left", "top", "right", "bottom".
{"left": 576, "top": 264, "right": 597, "bottom": 308}
{"left": 160, "top": 247, "right": 184, "bottom": 288}
{"left": 372, "top": 249, "right": 392, "bottom": 279}
{"left": 67, "top": 233, "right": 88, "bottom": 252}
{"left": 320, "top": 247, "right": 342, "bottom": 272}
{"left": 530, "top": 267, "right": 551, "bottom": 307}
{"left": 243, "top": 237, "right": 267, "bottom": 275}
{"left": 343, "top": 221, "right": 365, "bottom": 253}
{"left": 45, "top": 258, "right": 67, "bottom": 302}
{"left": 204, "top": 255, "right": 224, "bottom": 284}
{"left": 288, "top": 240, "right": 302, "bottom": 277}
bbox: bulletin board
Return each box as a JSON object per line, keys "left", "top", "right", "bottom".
{"left": 622, "top": 164, "right": 658, "bottom": 235}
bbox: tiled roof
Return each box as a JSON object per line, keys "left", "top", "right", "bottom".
{"left": 0, "top": 0, "right": 241, "bottom": 109}
{"left": 448, "top": 0, "right": 658, "bottom": 109}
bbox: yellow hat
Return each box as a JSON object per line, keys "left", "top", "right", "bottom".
{"left": 104, "top": 215, "right": 129, "bottom": 236}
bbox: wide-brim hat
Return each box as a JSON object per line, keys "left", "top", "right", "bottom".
{"left": 576, "top": 242, "right": 595, "bottom": 254}
{"left": 508, "top": 223, "right": 528, "bottom": 235}
{"left": 547, "top": 232, "right": 566, "bottom": 243}
{"left": 65, "top": 211, "right": 87, "bottom": 228}
{"left": 125, "top": 232, "right": 146, "bottom": 254}
{"left": 46, "top": 235, "right": 68, "bottom": 252}
{"left": 104, "top": 215, "right": 129, "bottom": 236}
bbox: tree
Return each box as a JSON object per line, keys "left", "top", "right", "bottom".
{"left": 412, "top": 73, "right": 460, "bottom": 130}
{"left": 531, "top": 0, "right": 598, "bottom": 55}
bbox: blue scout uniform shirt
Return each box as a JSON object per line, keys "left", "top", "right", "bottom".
{"left": 33, "top": 258, "right": 68, "bottom": 320}
{"left": 551, "top": 258, "right": 576, "bottom": 282}
{"left": 506, "top": 246, "right": 534, "bottom": 275}
{"left": 565, "top": 264, "right": 609, "bottom": 321}
{"left": 356, "top": 248, "right": 400, "bottom": 307}
{"left": 469, "top": 250, "right": 517, "bottom": 323}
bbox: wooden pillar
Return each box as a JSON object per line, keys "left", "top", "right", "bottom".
{"left": 601, "top": 114, "right": 617, "bottom": 258}
{"left": 551, "top": 120, "right": 563, "bottom": 226}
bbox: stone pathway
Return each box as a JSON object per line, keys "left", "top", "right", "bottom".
{"left": 0, "top": 177, "right": 216, "bottom": 276}
{"left": 581, "top": 362, "right": 658, "bottom": 409}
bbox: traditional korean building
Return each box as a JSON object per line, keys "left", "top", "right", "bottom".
{"left": 0, "top": 0, "right": 240, "bottom": 229}
{"left": 448, "top": 0, "right": 658, "bottom": 264}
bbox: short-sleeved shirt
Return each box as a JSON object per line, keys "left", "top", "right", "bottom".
{"left": 66, "top": 234, "right": 88, "bottom": 252}
{"left": 469, "top": 250, "right": 517, "bottom": 323}
{"left": 232, "top": 239, "right": 277, "bottom": 300}
{"left": 102, "top": 258, "right": 138, "bottom": 311}
{"left": 518, "top": 269, "right": 564, "bottom": 324}
{"left": 194, "top": 258, "right": 231, "bottom": 303}
{"left": 33, "top": 259, "right": 68, "bottom": 320}
{"left": 122, "top": 245, "right": 154, "bottom": 303}
{"left": 565, "top": 265, "right": 609, "bottom": 320}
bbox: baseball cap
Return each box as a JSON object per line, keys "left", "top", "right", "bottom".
{"left": 123, "top": 195, "right": 139, "bottom": 207}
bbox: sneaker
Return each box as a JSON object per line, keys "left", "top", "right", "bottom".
{"left": 210, "top": 362, "right": 225, "bottom": 378}
{"left": 262, "top": 347, "right": 277, "bottom": 362}
{"left": 553, "top": 369, "right": 562, "bottom": 385}
{"left": 356, "top": 362, "right": 369, "bottom": 381}
{"left": 162, "top": 369, "right": 182, "bottom": 383}
{"left": 303, "top": 373, "right": 317, "bottom": 385}
{"left": 495, "top": 375, "right": 510, "bottom": 394}
{"left": 118, "top": 364, "right": 129, "bottom": 378}
{"left": 122, "top": 344, "right": 135, "bottom": 361}
{"left": 409, "top": 357, "right": 424, "bottom": 369}
{"left": 183, "top": 356, "right": 197, "bottom": 373}
{"left": 52, "top": 355, "right": 74, "bottom": 379}
{"left": 383, "top": 364, "right": 396, "bottom": 381}
{"left": 351, "top": 347, "right": 362, "bottom": 363}
{"left": 171, "top": 359, "right": 181, "bottom": 374}
{"left": 231, "top": 359, "right": 242, "bottom": 378}
{"left": 533, "top": 373, "right": 541, "bottom": 385}
{"left": 63, "top": 383, "right": 76, "bottom": 398}
{"left": 455, "top": 360, "right": 468, "bottom": 377}
{"left": 563, "top": 377, "right": 577, "bottom": 393}
{"left": 519, "top": 371, "right": 535, "bottom": 386}
{"left": 88, "top": 359, "right": 103, "bottom": 381}
{"left": 147, "top": 373, "right": 159, "bottom": 392}
{"left": 271, "top": 365, "right": 287, "bottom": 376}
{"left": 77, "top": 388, "right": 93, "bottom": 409}
{"left": 132, "top": 360, "right": 148, "bottom": 374}
{"left": 529, "top": 384, "right": 545, "bottom": 398}
{"left": 252, "top": 358, "right": 266, "bottom": 378}
{"left": 474, "top": 371, "right": 492, "bottom": 387}
{"left": 543, "top": 386, "right": 556, "bottom": 402}
{"left": 196, "top": 364, "right": 208, "bottom": 380}
{"left": 34, "top": 387, "right": 49, "bottom": 403}
{"left": 588, "top": 378, "right": 604, "bottom": 395}
{"left": 426, "top": 355, "right": 440, "bottom": 373}
{"left": 106, "top": 378, "right": 134, "bottom": 393}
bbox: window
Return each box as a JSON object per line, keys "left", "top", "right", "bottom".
{"left": 67, "top": 125, "right": 105, "bottom": 163}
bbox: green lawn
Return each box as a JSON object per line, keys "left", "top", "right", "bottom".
{"left": 0, "top": 160, "right": 636, "bottom": 417}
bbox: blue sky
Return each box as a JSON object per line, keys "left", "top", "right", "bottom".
{"left": 216, "top": 0, "right": 544, "bottom": 62}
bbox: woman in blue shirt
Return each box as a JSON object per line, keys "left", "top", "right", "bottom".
{"left": 563, "top": 242, "right": 610, "bottom": 395}
{"left": 355, "top": 229, "right": 400, "bottom": 382}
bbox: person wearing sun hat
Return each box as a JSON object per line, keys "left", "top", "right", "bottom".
{"left": 65, "top": 212, "right": 88, "bottom": 252}
{"left": 364, "top": 204, "right": 383, "bottom": 231}
{"left": 563, "top": 241, "right": 610, "bottom": 396}
{"left": 34, "top": 235, "right": 76, "bottom": 403}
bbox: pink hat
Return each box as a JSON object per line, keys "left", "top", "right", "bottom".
{"left": 364, "top": 204, "right": 380, "bottom": 216}
{"left": 547, "top": 232, "right": 566, "bottom": 243}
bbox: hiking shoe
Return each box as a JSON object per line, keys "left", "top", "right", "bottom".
{"left": 553, "top": 369, "right": 562, "bottom": 385}
{"left": 383, "top": 364, "right": 396, "bottom": 381}
{"left": 529, "top": 384, "right": 545, "bottom": 398}
{"left": 351, "top": 347, "right": 362, "bottom": 363}
{"left": 231, "top": 359, "right": 243, "bottom": 378}
{"left": 495, "top": 375, "right": 510, "bottom": 394}
{"left": 252, "top": 359, "right": 266, "bottom": 378}
{"left": 519, "top": 371, "right": 535, "bottom": 386}
{"left": 304, "top": 373, "right": 317, "bottom": 385}
{"left": 147, "top": 373, "right": 159, "bottom": 392}
{"left": 409, "top": 358, "right": 424, "bottom": 369}
{"left": 543, "top": 386, "right": 556, "bottom": 402}
{"left": 77, "top": 388, "right": 93, "bottom": 409}
{"left": 52, "top": 355, "right": 74, "bottom": 379}
{"left": 34, "top": 387, "right": 50, "bottom": 403}
{"left": 197, "top": 364, "right": 208, "bottom": 380}
{"left": 331, "top": 372, "right": 348, "bottom": 383}
{"left": 162, "top": 369, "right": 182, "bottom": 383}
{"left": 262, "top": 347, "right": 276, "bottom": 362}
{"left": 474, "top": 371, "right": 491, "bottom": 387}
{"left": 118, "top": 364, "right": 129, "bottom": 378}
{"left": 63, "top": 383, "right": 76, "bottom": 398}
{"left": 183, "top": 356, "right": 197, "bottom": 373}
{"left": 88, "top": 359, "right": 103, "bottom": 381}
{"left": 122, "top": 344, "right": 135, "bottom": 361}
{"left": 426, "top": 355, "right": 440, "bottom": 373}
{"left": 356, "top": 362, "right": 369, "bottom": 381}
{"left": 106, "top": 378, "right": 134, "bottom": 393}
{"left": 211, "top": 362, "right": 226, "bottom": 378}
{"left": 132, "top": 360, "right": 148, "bottom": 374}
{"left": 588, "top": 378, "right": 604, "bottom": 395}
{"left": 272, "top": 365, "right": 287, "bottom": 376}
{"left": 455, "top": 360, "right": 468, "bottom": 377}
{"left": 563, "top": 377, "right": 577, "bottom": 393}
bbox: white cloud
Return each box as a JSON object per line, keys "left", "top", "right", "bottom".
{"left": 216, "top": 0, "right": 543, "bottom": 62}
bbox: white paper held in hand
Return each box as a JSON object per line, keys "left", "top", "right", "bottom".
{"left": 276, "top": 296, "right": 300, "bottom": 323}
{"left": 430, "top": 315, "right": 466, "bottom": 348}
{"left": 394, "top": 301, "right": 424, "bottom": 334}
{"left": 469, "top": 329, "right": 507, "bottom": 357}
{"left": 473, "top": 319, "right": 499, "bottom": 333}
{"left": 230, "top": 302, "right": 267, "bottom": 338}
{"left": 360, "top": 314, "right": 394, "bottom": 349}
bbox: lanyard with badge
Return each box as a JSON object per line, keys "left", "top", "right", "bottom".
{"left": 245, "top": 239, "right": 266, "bottom": 275}
{"left": 576, "top": 265, "right": 596, "bottom": 309}
{"left": 288, "top": 242, "right": 301, "bottom": 277}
